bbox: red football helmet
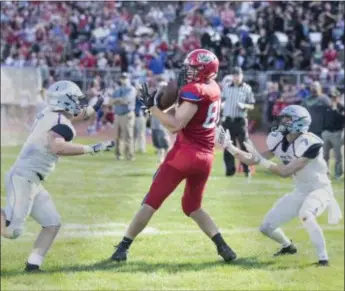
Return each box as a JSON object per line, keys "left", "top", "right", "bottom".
{"left": 178, "top": 49, "right": 219, "bottom": 86}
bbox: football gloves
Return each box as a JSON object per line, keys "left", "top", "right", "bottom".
{"left": 243, "top": 140, "right": 261, "bottom": 163}
{"left": 243, "top": 140, "right": 275, "bottom": 168}
{"left": 216, "top": 125, "right": 266, "bottom": 165}
{"left": 139, "top": 83, "right": 160, "bottom": 111}
{"left": 215, "top": 125, "right": 239, "bottom": 155}
{"left": 84, "top": 140, "right": 115, "bottom": 155}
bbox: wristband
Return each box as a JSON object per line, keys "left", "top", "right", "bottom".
{"left": 259, "top": 158, "right": 276, "bottom": 169}
{"left": 249, "top": 153, "right": 260, "bottom": 163}
{"left": 83, "top": 145, "right": 92, "bottom": 154}
{"left": 226, "top": 145, "right": 240, "bottom": 155}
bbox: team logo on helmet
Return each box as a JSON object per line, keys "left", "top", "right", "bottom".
{"left": 197, "top": 53, "right": 215, "bottom": 64}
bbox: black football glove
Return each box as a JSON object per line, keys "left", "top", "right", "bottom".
{"left": 139, "top": 83, "right": 159, "bottom": 111}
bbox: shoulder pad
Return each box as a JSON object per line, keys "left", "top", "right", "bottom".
{"left": 56, "top": 113, "right": 76, "bottom": 138}
{"left": 294, "top": 133, "right": 323, "bottom": 158}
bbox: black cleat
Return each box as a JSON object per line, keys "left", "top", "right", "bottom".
{"left": 314, "top": 260, "right": 329, "bottom": 267}
{"left": 111, "top": 244, "right": 128, "bottom": 262}
{"left": 24, "top": 262, "right": 42, "bottom": 272}
{"left": 217, "top": 244, "right": 237, "bottom": 262}
{"left": 274, "top": 243, "right": 297, "bottom": 256}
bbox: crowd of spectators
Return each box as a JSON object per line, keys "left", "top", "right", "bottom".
{"left": 263, "top": 80, "right": 344, "bottom": 127}
{"left": 1, "top": 1, "right": 344, "bottom": 88}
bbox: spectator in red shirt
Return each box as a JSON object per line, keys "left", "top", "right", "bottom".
{"left": 191, "top": 9, "right": 207, "bottom": 28}
{"left": 272, "top": 84, "right": 292, "bottom": 117}
{"left": 220, "top": 2, "right": 236, "bottom": 28}
{"left": 323, "top": 42, "right": 337, "bottom": 64}
{"left": 80, "top": 50, "right": 97, "bottom": 68}
{"left": 182, "top": 34, "right": 201, "bottom": 53}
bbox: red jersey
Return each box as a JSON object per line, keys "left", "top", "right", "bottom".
{"left": 175, "top": 80, "right": 221, "bottom": 153}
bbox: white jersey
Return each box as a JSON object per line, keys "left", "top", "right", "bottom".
{"left": 11, "top": 107, "right": 76, "bottom": 179}
{"left": 267, "top": 131, "right": 331, "bottom": 192}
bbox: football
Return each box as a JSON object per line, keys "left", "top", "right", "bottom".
{"left": 157, "top": 80, "right": 179, "bottom": 110}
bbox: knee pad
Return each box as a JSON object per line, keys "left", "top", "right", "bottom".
{"left": 259, "top": 222, "right": 274, "bottom": 236}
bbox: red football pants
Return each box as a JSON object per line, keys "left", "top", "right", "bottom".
{"left": 143, "top": 146, "right": 213, "bottom": 216}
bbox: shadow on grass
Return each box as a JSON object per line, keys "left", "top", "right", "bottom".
{"left": 1, "top": 256, "right": 299, "bottom": 277}
{"left": 126, "top": 172, "right": 154, "bottom": 177}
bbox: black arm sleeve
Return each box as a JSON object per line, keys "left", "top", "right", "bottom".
{"left": 50, "top": 124, "right": 74, "bottom": 142}
{"left": 302, "top": 143, "right": 323, "bottom": 159}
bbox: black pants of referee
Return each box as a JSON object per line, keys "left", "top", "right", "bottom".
{"left": 222, "top": 117, "right": 250, "bottom": 176}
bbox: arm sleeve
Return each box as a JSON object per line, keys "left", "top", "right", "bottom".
{"left": 302, "top": 143, "right": 323, "bottom": 159}
{"left": 179, "top": 84, "right": 202, "bottom": 104}
{"left": 50, "top": 124, "right": 74, "bottom": 142}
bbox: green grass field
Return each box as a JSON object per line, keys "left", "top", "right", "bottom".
{"left": 1, "top": 138, "right": 344, "bottom": 291}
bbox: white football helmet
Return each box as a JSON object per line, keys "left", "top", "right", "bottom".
{"left": 47, "top": 80, "right": 85, "bottom": 116}
{"left": 275, "top": 105, "right": 312, "bottom": 134}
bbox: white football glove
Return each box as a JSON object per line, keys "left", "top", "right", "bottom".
{"left": 243, "top": 140, "right": 274, "bottom": 168}
{"left": 216, "top": 126, "right": 240, "bottom": 155}
{"left": 84, "top": 140, "right": 115, "bottom": 155}
{"left": 243, "top": 140, "right": 261, "bottom": 163}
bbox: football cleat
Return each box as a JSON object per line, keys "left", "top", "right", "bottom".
{"left": 111, "top": 244, "right": 128, "bottom": 262}
{"left": 24, "top": 262, "right": 42, "bottom": 273}
{"left": 314, "top": 260, "right": 329, "bottom": 267}
{"left": 274, "top": 243, "right": 297, "bottom": 256}
{"left": 217, "top": 244, "right": 237, "bottom": 262}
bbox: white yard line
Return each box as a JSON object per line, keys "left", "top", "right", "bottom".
{"left": 14, "top": 223, "right": 343, "bottom": 242}
{"left": 1, "top": 189, "right": 343, "bottom": 201}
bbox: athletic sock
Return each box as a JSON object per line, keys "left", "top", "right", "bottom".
{"left": 212, "top": 233, "right": 227, "bottom": 248}
{"left": 270, "top": 228, "right": 291, "bottom": 248}
{"left": 28, "top": 253, "right": 44, "bottom": 266}
{"left": 120, "top": 236, "right": 133, "bottom": 250}
{"left": 302, "top": 217, "right": 328, "bottom": 261}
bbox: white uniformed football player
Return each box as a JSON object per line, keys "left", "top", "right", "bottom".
{"left": 216, "top": 105, "right": 342, "bottom": 266}
{"left": 0, "top": 80, "right": 114, "bottom": 272}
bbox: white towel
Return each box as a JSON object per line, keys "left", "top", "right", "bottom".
{"left": 328, "top": 196, "right": 343, "bottom": 225}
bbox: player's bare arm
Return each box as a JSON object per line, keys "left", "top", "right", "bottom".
{"left": 235, "top": 149, "right": 273, "bottom": 166}
{"left": 47, "top": 131, "right": 88, "bottom": 156}
{"left": 266, "top": 157, "right": 309, "bottom": 178}
{"left": 216, "top": 125, "right": 273, "bottom": 165}
{"left": 243, "top": 139, "right": 310, "bottom": 178}
{"left": 150, "top": 102, "right": 198, "bottom": 134}
{"left": 47, "top": 131, "right": 114, "bottom": 156}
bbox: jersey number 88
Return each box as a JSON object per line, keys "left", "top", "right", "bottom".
{"left": 202, "top": 101, "right": 221, "bottom": 129}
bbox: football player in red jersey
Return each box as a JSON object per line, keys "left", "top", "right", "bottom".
{"left": 111, "top": 49, "right": 237, "bottom": 262}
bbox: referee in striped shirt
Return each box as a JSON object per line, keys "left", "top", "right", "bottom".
{"left": 221, "top": 67, "right": 255, "bottom": 177}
